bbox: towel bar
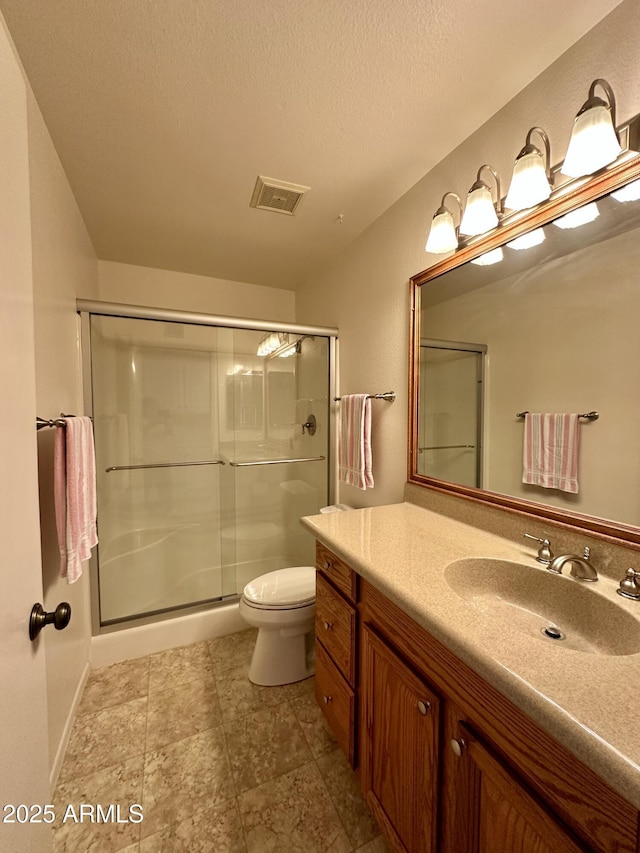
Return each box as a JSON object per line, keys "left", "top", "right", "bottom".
{"left": 516, "top": 410, "right": 599, "bottom": 420}
{"left": 334, "top": 391, "right": 395, "bottom": 402}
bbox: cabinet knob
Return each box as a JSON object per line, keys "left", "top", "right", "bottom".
{"left": 417, "top": 700, "right": 431, "bottom": 716}
{"left": 323, "top": 561, "right": 333, "bottom": 570}
{"left": 450, "top": 738, "right": 466, "bottom": 757}
{"left": 323, "top": 695, "right": 332, "bottom": 704}
{"left": 323, "top": 620, "right": 333, "bottom": 631}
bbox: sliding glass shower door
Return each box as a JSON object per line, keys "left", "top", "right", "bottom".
{"left": 89, "top": 314, "right": 330, "bottom": 626}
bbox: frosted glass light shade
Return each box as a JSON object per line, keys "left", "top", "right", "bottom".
{"left": 470, "top": 247, "right": 503, "bottom": 266}
{"left": 505, "top": 152, "right": 552, "bottom": 210}
{"left": 460, "top": 186, "right": 499, "bottom": 236}
{"left": 562, "top": 105, "right": 622, "bottom": 177}
{"left": 507, "top": 228, "right": 545, "bottom": 251}
{"left": 425, "top": 210, "right": 458, "bottom": 253}
{"left": 553, "top": 202, "right": 599, "bottom": 230}
{"left": 611, "top": 178, "right": 640, "bottom": 202}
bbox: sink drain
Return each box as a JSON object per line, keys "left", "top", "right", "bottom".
{"left": 541, "top": 625, "right": 565, "bottom": 641}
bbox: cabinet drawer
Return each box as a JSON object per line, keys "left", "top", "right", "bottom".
{"left": 316, "top": 542, "right": 357, "bottom": 602}
{"left": 316, "top": 572, "right": 356, "bottom": 684}
{"left": 315, "top": 639, "right": 355, "bottom": 767}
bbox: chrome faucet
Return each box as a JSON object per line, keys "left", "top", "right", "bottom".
{"left": 548, "top": 546, "right": 598, "bottom": 582}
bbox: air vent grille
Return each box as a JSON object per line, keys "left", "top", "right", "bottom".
{"left": 250, "top": 176, "right": 310, "bottom": 216}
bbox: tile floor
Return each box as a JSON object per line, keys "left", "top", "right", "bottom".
{"left": 52, "top": 629, "right": 390, "bottom": 852}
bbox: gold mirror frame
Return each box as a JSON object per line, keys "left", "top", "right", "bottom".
{"left": 409, "top": 153, "right": 640, "bottom": 548}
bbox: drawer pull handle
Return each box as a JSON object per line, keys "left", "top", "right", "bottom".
{"left": 323, "top": 695, "right": 333, "bottom": 704}
{"left": 323, "top": 561, "right": 333, "bottom": 570}
{"left": 323, "top": 620, "right": 333, "bottom": 631}
{"left": 417, "top": 700, "right": 431, "bottom": 716}
{"left": 450, "top": 738, "right": 466, "bottom": 757}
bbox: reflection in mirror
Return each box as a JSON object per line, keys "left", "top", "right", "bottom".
{"left": 410, "top": 163, "right": 640, "bottom": 541}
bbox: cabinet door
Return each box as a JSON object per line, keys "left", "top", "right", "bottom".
{"left": 445, "top": 718, "right": 588, "bottom": 853}
{"left": 361, "top": 625, "right": 440, "bottom": 853}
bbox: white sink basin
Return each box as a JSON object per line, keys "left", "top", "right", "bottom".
{"left": 444, "top": 558, "right": 640, "bottom": 656}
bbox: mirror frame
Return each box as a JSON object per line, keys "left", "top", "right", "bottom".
{"left": 409, "top": 153, "right": 640, "bottom": 548}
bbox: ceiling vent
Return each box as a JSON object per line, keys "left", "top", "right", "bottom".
{"left": 250, "top": 176, "right": 310, "bottom": 216}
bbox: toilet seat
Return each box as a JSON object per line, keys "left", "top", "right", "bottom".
{"left": 242, "top": 566, "right": 315, "bottom": 611}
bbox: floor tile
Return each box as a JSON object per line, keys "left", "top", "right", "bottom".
{"left": 316, "top": 749, "right": 379, "bottom": 848}
{"left": 354, "top": 835, "right": 392, "bottom": 852}
{"left": 139, "top": 800, "right": 246, "bottom": 852}
{"left": 79, "top": 657, "right": 150, "bottom": 715}
{"left": 148, "top": 642, "right": 213, "bottom": 693}
{"left": 207, "top": 628, "right": 257, "bottom": 674}
{"left": 290, "top": 691, "right": 338, "bottom": 758}
{"left": 237, "top": 761, "right": 351, "bottom": 852}
{"left": 215, "top": 662, "right": 290, "bottom": 722}
{"left": 284, "top": 674, "right": 316, "bottom": 701}
{"left": 52, "top": 756, "right": 143, "bottom": 852}
{"left": 224, "top": 702, "right": 313, "bottom": 794}
{"left": 59, "top": 698, "right": 147, "bottom": 782}
{"left": 145, "top": 675, "right": 221, "bottom": 750}
{"left": 141, "top": 728, "right": 235, "bottom": 838}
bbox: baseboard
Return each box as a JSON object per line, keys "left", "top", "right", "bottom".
{"left": 49, "top": 659, "right": 90, "bottom": 791}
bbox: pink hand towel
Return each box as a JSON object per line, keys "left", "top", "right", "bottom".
{"left": 338, "top": 394, "right": 374, "bottom": 490}
{"left": 54, "top": 417, "right": 98, "bottom": 583}
{"left": 522, "top": 413, "right": 580, "bottom": 494}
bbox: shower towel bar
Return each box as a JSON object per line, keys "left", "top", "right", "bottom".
{"left": 516, "top": 410, "right": 599, "bottom": 420}
{"left": 229, "top": 455, "right": 326, "bottom": 467}
{"left": 106, "top": 460, "right": 225, "bottom": 473}
{"left": 334, "top": 391, "right": 395, "bottom": 402}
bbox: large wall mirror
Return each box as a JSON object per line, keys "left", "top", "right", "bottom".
{"left": 409, "top": 155, "right": 640, "bottom": 546}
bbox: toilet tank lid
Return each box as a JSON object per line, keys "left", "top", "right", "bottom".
{"left": 243, "top": 566, "right": 316, "bottom": 607}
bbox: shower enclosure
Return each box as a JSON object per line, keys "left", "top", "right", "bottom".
{"left": 418, "top": 339, "right": 486, "bottom": 488}
{"left": 79, "top": 303, "right": 336, "bottom": 630}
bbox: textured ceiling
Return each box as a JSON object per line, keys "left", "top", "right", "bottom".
{"left": 0, "top": 0, "right": 622, "bottom": 289}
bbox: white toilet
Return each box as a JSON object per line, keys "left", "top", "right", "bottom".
{"left": 239, "top": 565, "right": 316, "bottom": 686}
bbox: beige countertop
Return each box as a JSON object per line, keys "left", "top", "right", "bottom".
{"left": 301, "top": 501, "right": 640, "bottom": 810}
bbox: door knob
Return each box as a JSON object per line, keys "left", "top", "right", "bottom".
{"left": 29, "top": 602, "right": 71, "bottom": 641}
{"left": 417, "top": 700, "right": 431, "bottom": 716}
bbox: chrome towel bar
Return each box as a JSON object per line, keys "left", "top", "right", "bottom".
{"left": 516, "top": 410, "right": 599, "bottom": 420}
{"left": 334, "top": 391, "right": 395, "bottom": 402}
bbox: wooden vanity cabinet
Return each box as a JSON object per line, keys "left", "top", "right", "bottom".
{"left": 314, "top": 543, "right": 358, "bottom": 766}
{"left": 359, "top": 578, "right": 639, "bottom": 853}
{"left": 361, "top": 624, "right": 440, "bottom": 853}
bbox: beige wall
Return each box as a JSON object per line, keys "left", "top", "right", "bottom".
{"left": 295, "top": 0, "right": 640, "bottom": 509}
{"left": 98, "top": 260, "right": 296, "bottom": 323}
{"left": 27, "top": 83, "right": 99, "bottom": 779}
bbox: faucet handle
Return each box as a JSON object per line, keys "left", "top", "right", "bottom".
{"left": 617, "top": 568, "right": 640, "bottom": 600}
{"left": 524, "top": 534, "right": 554, "bottom": 565}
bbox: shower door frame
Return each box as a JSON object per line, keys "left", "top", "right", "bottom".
{"left": 78, "top": 299, "right": 339, "bottom": 635}
{"left": 419, "top": 337, "right": 487, "bottom": 489}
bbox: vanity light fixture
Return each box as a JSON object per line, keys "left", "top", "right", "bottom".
{"left": 504, "top": 128, "right": 552, "bottom": 211}
{"left": 562, "top": 79, "right": 623, "bottom": 178}
{"left": 552, "top": 201, "right": 600, "bottom": 229}
{"left": 611, "top": 177, "right": 640, "bottom": 202}
{"left": 470, "top": 247, "right": 503, "bottom": 266}
{"left": 507, "top": 227, "right": 545, "bottom": 251}
{"left": 257, "top": 332, "right": 288, "bottom": 357}
{"left": 459, "top": 165, "right": 503, "bottom": 236}
{"left": 425, "top": 192, "right": 463, "bottom": 254}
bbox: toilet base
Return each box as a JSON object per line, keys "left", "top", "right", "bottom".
{"left": 248, "top": 625, "right": 315, "bottom": 686}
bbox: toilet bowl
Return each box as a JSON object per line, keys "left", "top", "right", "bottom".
{"left": 239, "top": 566, "right": 316, "bottom": 686}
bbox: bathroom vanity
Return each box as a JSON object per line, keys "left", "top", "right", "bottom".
{"left": 305, "top": 503, "right": 640, "bottom": 853}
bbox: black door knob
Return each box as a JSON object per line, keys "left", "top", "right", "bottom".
{"left": 29, "top": 602, "right": 71, "bottom": 641}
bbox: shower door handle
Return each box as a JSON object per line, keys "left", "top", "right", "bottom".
{"left": 229, "top": 456, "right": 326, "bottom": 467}
{"left": 105, "top": 460, "right": 225, "bottom": 472}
